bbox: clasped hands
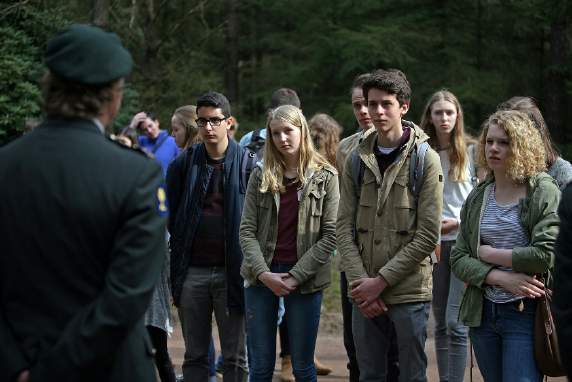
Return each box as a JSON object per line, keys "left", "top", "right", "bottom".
{"left": 350, "top": 276, "right": 388, "bottom": 319}
{"left": 258, "top": 272, "right": 299, "bottom": 296}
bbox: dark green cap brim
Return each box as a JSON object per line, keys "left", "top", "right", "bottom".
{"left": 45, "top": 24, "right": 133, "bottom": 85}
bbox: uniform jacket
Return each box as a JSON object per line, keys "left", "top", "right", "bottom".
{"left": 337, "top": 122, "right": 443, "bottom": 304}
{"left": 0, "top": 118, "right": 165, "bottom": 382}
{"left": 554, "top": 182, "right": 572, "bottom": 375}
{"left": 166, "top": 139, "right": 247, "bottom": 310}
{"left": 450, "top": 173, "right": 560, "bottom": 327}
{"left": 240, "top": 164, "right": 339, "bottom": 293}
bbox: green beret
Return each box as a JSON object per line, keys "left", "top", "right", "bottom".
{"left": 45, "top": 24, "right": 133, "bottom": 85}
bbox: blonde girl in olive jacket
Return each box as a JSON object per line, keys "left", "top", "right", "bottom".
{"left": 239, "top": 105, "right": 339, "bottom": 382}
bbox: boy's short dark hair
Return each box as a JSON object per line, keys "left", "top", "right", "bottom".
{"left": 362, "top": 69, "right": 411, "bottom": 106}
{"left": 270, "top": 88, "right": 301, "bottom": 109}
{"left": 196, "top": 91, "right": 231, "bottom": 117}
{"left": 349, "top": 73, "right": 371, "bottom": 95}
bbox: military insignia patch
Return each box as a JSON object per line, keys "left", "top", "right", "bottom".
{"left": 157, "top": 186, "right": 168, "bottom": 216}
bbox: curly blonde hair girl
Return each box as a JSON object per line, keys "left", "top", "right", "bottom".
{"left": 477, "top": 110, "right": 546, "bottom": 183}
{"left": 260, "top": 105, "right": 330, "bottom": 194}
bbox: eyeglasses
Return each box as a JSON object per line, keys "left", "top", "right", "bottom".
{"left": 196, "top": 117, "right": 227, "bottom": 128}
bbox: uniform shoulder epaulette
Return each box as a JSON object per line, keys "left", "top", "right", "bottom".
{"left": 107, "top": 134, "right": 155, "bottom": 159}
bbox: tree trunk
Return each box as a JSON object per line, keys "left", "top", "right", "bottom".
{"left": 225, "top": 0, "right": 240, "bottom": 105}
{"left": 543, "top": 15, "right": 570, "bottom": 144}
{"left": 92, "top": 0, "right": 109, "bottom": 28}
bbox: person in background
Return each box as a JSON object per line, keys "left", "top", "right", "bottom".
{"left": 131, "top": 111, "right": 179, "bottom": 176}
{"left": 240, "top": 105, "right": 339, "bottom": 382}
{"left": 419, "top": 90, "right": 476, "bottom": 382}
{"left": 171, "top": 105, "right": 201, "bottom": 149}
{"left": 167, "top": 91, "right": 249, "bottom": 382}
{"left": 228, "top": 116, "right": 239, "bottom": 141}
{"left": 239, "top": 88, "right": 301, "bottom": 159}
{"left": 309, "top": 113, "right": 342, "bottom": 167}
{"left": 451, "top": 110, "right": 560, "bottom": 381}
{"left": 497, "top": 96, "right": 572, "bottom": 189}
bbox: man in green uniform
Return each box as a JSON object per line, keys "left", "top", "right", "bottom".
{"left": 0, "top": 24, "right": 166, "bottom": 382}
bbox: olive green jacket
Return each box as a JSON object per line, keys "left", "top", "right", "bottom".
{"left": 450, "top": 173, "right": 561, "bottom": 327}
{"left": 337, "top": 123, "right": 444, "bottom": 304}
{"left": 239, "top": 163, "right": 339, "bottom": 293}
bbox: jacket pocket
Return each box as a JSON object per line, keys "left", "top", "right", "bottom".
{"left": 309, "top": 188, "right": 326, "bottom": 216}
{"left": 392, "top": 175, "right": 417, "bottom": 231}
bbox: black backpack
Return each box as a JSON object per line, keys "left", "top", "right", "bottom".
{"left": 246, "top": 128, "right": 266, "bottom": 158}
{"left": 349, "top": 141, "right": 430, "bottom": 200}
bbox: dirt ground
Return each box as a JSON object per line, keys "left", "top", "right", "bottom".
{"left": 167, "top": 312, "right": 567, "bottom": 381}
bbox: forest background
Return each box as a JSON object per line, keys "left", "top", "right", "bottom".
{"left": 1, "top": 0, "right": 572, "bottom": 158}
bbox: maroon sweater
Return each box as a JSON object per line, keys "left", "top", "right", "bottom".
{"left": 190, "top": 156, "right": 225, "bottom": 266}
{"left": 272, "top": 179, "right": 299, "bottom": 265}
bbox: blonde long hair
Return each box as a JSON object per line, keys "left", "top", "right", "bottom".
{"left": 419, "top": 90, "right": 475, "bottom": 182}
{"left": 260, "top": 105, "right": 329, "bottom": 193}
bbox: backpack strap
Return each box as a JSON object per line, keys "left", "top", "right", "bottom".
{"left": 467, "top": 143, "right": 478, "bottom": 186}
{"left": 150, "top": 132, "right": 170, "bottom": 154}
{"left": 241, "top": 148, "right": 257, "bottom": 192}
{"left": 350, "top": 150, "right": 365, "bottom": 200}
{"left": 409, "top": 141, "right": 430, "bottom": 199}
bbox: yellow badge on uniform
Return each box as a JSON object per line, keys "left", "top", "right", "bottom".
{"left": 157, "top": 186, "right": 168, "bottom": 216}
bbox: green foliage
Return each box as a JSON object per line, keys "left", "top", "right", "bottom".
{"left": 2, "top": 0, "right": 572, "bottom": 145}
{"left": 0, "top": 26, "right": 41, "bottom": 142}
{"left": 0, "top": 2, "right": 68, "bottom": 144}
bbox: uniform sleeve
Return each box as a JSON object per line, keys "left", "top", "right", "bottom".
{"left": 0, "top": 308, "right": 29, "bottom": 381}
{"left": 28, "top": 161, "right": 166, "bottom": 381}
{"left": 378, "top": 149, "right": 443, "bottom": 286}
{"left": 553, "top": 184, "right": 572, "bottom": 375}
{"left": 289, "top": 173, "right": 339, "bottom": 284}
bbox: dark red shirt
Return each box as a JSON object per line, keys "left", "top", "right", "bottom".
{"left": 272, "top": 179, "right": 299, "bottom": 265}
{"left": 190, "top": 156, "right": 225, "bottom": 266}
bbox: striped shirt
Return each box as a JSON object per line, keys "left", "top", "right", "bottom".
{"left": 480, "top": 185, "right": 529, "bottom": 303}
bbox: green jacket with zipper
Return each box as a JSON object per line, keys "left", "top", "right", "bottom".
{"left": 337, "top": 122, "right": 444, "bottom": 304}
{"left": 239, "top": 163, "right": 339, "bottom": 293}
{"left": 450, "top": 173, "right": 561, "bottom": 327}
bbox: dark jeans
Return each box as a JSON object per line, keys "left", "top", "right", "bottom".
{"left": 353, "top": 302, "right": 429, "bottom": 382}
{"left": 279, "top": 318, "right": 290, "bottom": 358}
{"left": 147, "top": 326, "right": 176, "bottom": 382}
{"left": 341, "top": 272, "right": 399, "bottom": 382}
{"left": 431, "top": 240, "right": 468, "bottom": 382}
{"left": 245, "top": 263, "right": 322, "bottom": 382}
{"left": 470, "top": 299, "right": 542, "bottom": 382}
{"left": 178, "top": 266, "right": 247, "bottom": 382}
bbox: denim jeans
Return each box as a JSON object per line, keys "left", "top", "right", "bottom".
{"left": 353, "top": 302, "right": 430, "bottom": 382}
{"left": 178, "top": 266, "right": 247, "bottom": 382}
{"left": 432, "top": 240, "right": 468, "bottom": 382}
{"left": 470, "top": 298, "right": 542, "bottom": 382}
{"left": 245, "top": 263, "right": 322, "bottom": 382}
